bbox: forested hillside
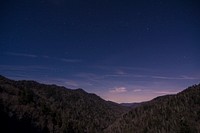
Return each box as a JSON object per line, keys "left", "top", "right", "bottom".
{"left": 0, "top": 75, "right": 127, "bottom": 133}
{"left": 105, "top": 84, "right": 200, "bottom": 133}
{"left": 0, "top": 75, "right": 200, "bottom": 133}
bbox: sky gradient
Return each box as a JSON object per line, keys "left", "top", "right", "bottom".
{"left": 1, "top": 0, "right": 200, "bottom": 103}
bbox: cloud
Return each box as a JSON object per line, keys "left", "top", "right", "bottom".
{"left": 153, "top": 90, "right": 179, "bottom": 94}
{"left": 151, "top": 75, "right": 199, "bottom": 80}
{"left": 40, "top": 55, "right": 82, "bottom": 63}
{"left": 6, "top": 52, "right": 38, "bottom": 58}
{"left": 109, "top": 87, "right": 127, "bottom": 93}
{"left": 0, "top": 65, "right": 62, "bottom": 80}
{"left": 104, "top": 74, "right": 129, "bottom": 78}
{"left": 179, "top": 75, "right": 199, "bottom": 80}
{"left": 0, "top": 65, "right": 52, "bottom": 72}
{"left": 65, "top": 80, "right": 79, "bottom": 88}
{"left": 130, "top": 74, "right": 199, "bottom": 80}
{"left": 60, "top": 58, "right": 82, "bottom": 63}
{"left": 133, "top": 89, "right": 142, "bottom": 92}
{"left": 92, "top": 65, "right": 152, "bottom": 73}
{"left": 103, "top": 70, "right": 129, "bottom": 78}
{"left": 5, "top": 52, "right": 82, "bottom": 63}
{"left": 115, "top": 70, "right": 126, "bottom": 75}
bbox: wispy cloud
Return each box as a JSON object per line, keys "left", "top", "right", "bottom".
{"left": 65, "top": 80, "right": 79, "bottom": 88}
{"left": 133, "top": 89, "right": 142, "bottom": 92}
{"left": 150, "top": 75, "right": 199, "bottom": 80}
{"left": 109, "top": 87, "right": 127, "bottom": 93}
{"left": 6, "top": 52, "right": 38, "bottom": 58}
{"left": 115, "top": 69, "right": 127, "bottom": 75}
{"left": 60, "top": 58, "right": 82, "bottom": 63}
{"left": 5, "top": 52, "right": 82, "bottom": 63}
{"left": 127, "top": 74, "right": 199, "bottom": 80}
{"left": 0, "top": 65, "right": 51, "bottom": 72}
{"left": 42, "top": 56, "right": 82, "bottom": 63}
{"left": 153, "top": 90, "right": 179, "bottom": 94}
{"left": 0, "top": 65, "right": 60, "bottom": 80}
{"left": 104, "top": 74, "right": 129, "bottom": 78}
{"left": 103, "top": 69, "right": 128, "bottom": 77}
{"left": 92, "top": 65, "right": 152, "bottom": 73}
{"left": 91, "top": 65, "right": 199, "bottom": 81}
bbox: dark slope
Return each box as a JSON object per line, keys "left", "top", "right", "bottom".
{"left": 120, "top": 102, "right": 146, "bottom": 108}
{"left": 104, "top": 84, "right": 200, "bottom": 133}
{"left": 0, "top": 75, "right": 127, "bottom": 133}
{"left": 1, "top": 75, "right": 200, "bottom": 133}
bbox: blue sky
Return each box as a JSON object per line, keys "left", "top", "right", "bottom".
{"left": 0, "top": 0, "right": 200, "bottom": 103}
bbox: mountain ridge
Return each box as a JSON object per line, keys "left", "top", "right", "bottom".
{"left": 0, "top": 75, "right": 200, "bottom": 133}
{"left": 0, "top": 75, "right": 128, "bottom": 133}
{"left": 105, "top": 84, "right": 200, "bottom": 133}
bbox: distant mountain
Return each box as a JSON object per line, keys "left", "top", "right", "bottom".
{"left": 120, "top": 103, "right": 138, "bottom": 107}
{"left": 105, "top": 84, "right": 200, "bottom": 133}
{"left": 0, "top": 75, "right": 200, "bottom": 133}
{"left": 120, "top": 102, "right": 145, "bottom": 108}
{"left": 0, "top": 75, "right": 127, "bottom": 133}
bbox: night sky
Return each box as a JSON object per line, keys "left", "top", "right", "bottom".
{"left": 1, "top": 0, "right": 200, "bottom": 103}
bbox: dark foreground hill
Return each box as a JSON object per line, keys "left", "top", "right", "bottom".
{"left": 0, "top": 75, "right": 200, "bottom": 133}
{"left": 0, "top": 75, "right": 127, "bottom": 133}
{"left": 105, "top": 84, "right": 200, "bottom": 133}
